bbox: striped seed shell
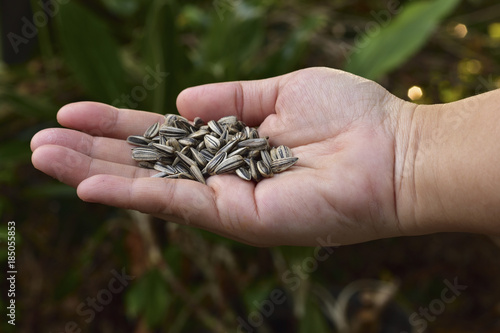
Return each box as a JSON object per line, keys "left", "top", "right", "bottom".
{"left": 257, "top": 160, "right": 273, "bottom": 178}
{"left": 200, "top": 149, "right": 215, "bottom": 162}
{"left": 277, "top": 145, "right": 293, "bottom": 159}
{"left": 127, "top": 135, "right": 150, "bottom": 147}
{"left": 174, "top": 164, "right": 190, "bottom": 174}
{"left": 152, "top": 172, "right": 168, "bottom": 178}
{"left": 235, "top": 167, "right": 251, "bottom": 181}
{"left": 178, "top": 137, "right": 199, "bottom": 147}
{"left": 218, "top": 139, "right": 239, "bottom": 155}
{"left": 159, "top": 125, "right": 188, "bottom": 138}
{"left": 190, "top": 164, "right": 206, "bottom": 185}
{"left": 193, "top": 117, "right": 204, "bottom": 128}
{"left": 260, "top": 150, "right": 272, "bottom": 167}
{"left": 132, "top": 148, "right": 159, "bottom": 161}
{"left": 207, "top": 120, "right": 223, "bottom": 136}
{"left": 238, "top": 138, "right": 268, "bottom": 150}
{"left": 204, "top": 134, "right": 221, "bottom": 153}
{"left": 138, "top": 161, "right": 155, "bottom": 169}
{"left": 190, "top": 148, "right": 208, "bottom": 167}
{"left": 154, "top": 162, "right": 177, "bottom": 175}
{"left": 175, "top": 151, "right": 197, "bottom": 167}
{"left": 270, "top": 147, "right": 278, "bottom": 161}
{"left": 271, "top": 157, "right": 298, "bottom": 173}
{"left": 228, "top": 147, "right": 248, "bottom": 158}
{"left": 248, "top": 158, "right": 261, "bottom": 181}
{"left": 203, "top": 152, "right": 227, "bottom": 175}
{"left": 152, "top": 143, "right": 175, "bottom": 155}
{"left": 218, "top": 115, "right": 238, "bottom": 126}
{"left": 144, "top": 122, "right": 160, "bottom": 139}
{"left": 188, "top": 129, "right": 210, "bottom": 139}
{"left": 166, "top": 138, "right": 181, "bottom": 151}
{"left": 214, "top": 155, "right": 245, "bottom": 175}
{"left": 249, "top": 128, "right": 260, "bottom": 139}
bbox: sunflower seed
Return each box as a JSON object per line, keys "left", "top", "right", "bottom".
{"left": 193, "top": 117, "right": 204, "bottom": 128}
{"left": 152, "top": 172, "right": 168, "bottom": 178}
{"left": 257, "top": 160, "right": 273, "bottom": 178}
{"left": 160, "top": 126, "right": 188, "bottom": 138}
{"left": 175, "top": 151, "right": 197, "bottom": 167}
{"left": 228, "top": 147, "right": 248, "bottom": 158}
{"left": 166, "top": 138, "right": 181, "bottom": 151}
{"left": 152, "top": 143, "right": 175, "bottom": 155}
{"left": 238, "top": 138, "right": 268, "bottom": 150}
{"left": 218, "top": 115, "right": 238, "bottom": 126}
{"left": 200, "top": 149, "right": 215, "bottom": 162}
{"left": 277, "top": 145, "right": 293, "bottom": 159}
{"left": 127, "top": 135, "right": 150, "bottom": 147}
{"left": 207, "top": 120, "right": 223, "bottom": 136}
{"left": 190, "top": 164, "right": 206, "bottom": 184}
{"left": 260, "top": 150, "right": 272, "bottom": 167}
{"left": 178, "top": 137, "right": 198, "bottom": 147}
{"left": 132, "top": 148, "right": 159, "bottom": 161}
{"left": 188, "top": 129, "right": 210, "bottom": 139}
{"left": 203, "top": 151, "right": 226, "bottom": 175}
{"left": 190, "top": 147, "right": 208, "bottom": 167}
{"left": 214, "top": 155, "right": 244, "bottom": 175}
{"left": 144, "top": 122, "right": 160, "bottom": 139}
{"left": 248, "top": 158, "right": 261, "bottom": 181}
{"left": 204, "top": 135, "right": 221, "bottom": 153}
{"left": 235, "top": 167, "right": 251, "bottom": 181}
{"left": 271, "top": 157, "right": 298, "bottom": 173}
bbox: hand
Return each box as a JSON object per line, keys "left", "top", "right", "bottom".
{"left": 31, "top": 67, "right": 418, "bottom": 246}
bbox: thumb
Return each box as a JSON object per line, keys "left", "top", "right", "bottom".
{"left": 176, "top": 74, "right": 289, "bottom": 126}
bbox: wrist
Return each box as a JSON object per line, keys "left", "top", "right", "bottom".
{"left": 395, "top": 91, "right": 500, "bottom": 237}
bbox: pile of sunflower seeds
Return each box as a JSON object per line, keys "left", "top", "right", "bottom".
{"left": 127, "top": 114, "right": 298, "bottom": 184}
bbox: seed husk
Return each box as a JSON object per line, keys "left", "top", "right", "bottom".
{"left": 249, "top": 158, "right": 261, "bottom": 181}
{"left": 214, "top": 155, "right": 244, "bottom": 175}
{"left": 152, "top": 143, "right": 175, "bottom": 155}
{"left": 175, "top": 151, "right": 197, "bottom": 167}
{"left": 277, "top": 145, "right": 293, "bottom": 159}
{"left": 207, "top": 120, "right": 223, "bottom": 136}
{"left": 260, "top": 150, "right": 272, "bottom": 168}
{"left": 190, "top": 148, "right": 208, "bottom": 167}
{"left": 238, "top": 138, "right": 268, "bottom": 150}
{"left": 160, "top": 126, "right": 188, "bottom": 138}
{"left": 127, "top": 135, "right": 150, "bottom": 147}
{"left": 178, "top": 137, "right": 198, "bottom": 147}
{"left": 144, "top": 122, "right": 160, "bottom": 139}
{"left": 203, "top": 151, "right": 227, "bottom": 175}
{"left": 190, "top": 164, "right": 206, "bottom": 184}
{"left": 204, "top": 135, "right": 221, "bottom": 153}
{"left": 257, "top": 160, "right": 273, "bottom": 178}
{"left": 271, "top": 157, "right": 298, "bottom": 173}
{"left": 235, "top": 167, "right": 251, "bottom": 181}
{"left": 132, "top": 148, "right": 159, "bottom": 161}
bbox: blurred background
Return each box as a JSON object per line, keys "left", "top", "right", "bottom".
{"left": 1, "top": 0, "right": 500, "bottom": 332}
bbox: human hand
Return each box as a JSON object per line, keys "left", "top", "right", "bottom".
{"left": 31, "top": 67, "right": 419, "bottom": 246}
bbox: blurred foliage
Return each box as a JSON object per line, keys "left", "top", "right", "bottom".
{"left": 1, "top": 0, "right": 500, "bottom": 332}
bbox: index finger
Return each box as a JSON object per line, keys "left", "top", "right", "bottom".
{"left": 176, "top": 74, "right": 287, "bottom": 126}
{"left": 57, "top": 102, "right": 165, "bottom": 139}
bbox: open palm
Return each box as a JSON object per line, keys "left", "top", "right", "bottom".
{"left": 31, "top": 67, "right": 413, "bottom": 246}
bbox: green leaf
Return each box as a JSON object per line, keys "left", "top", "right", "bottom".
{"left": 125, "top": 268, "right": 171, "bottom": 328}
{"left": 56, "top": 2, "right": 126, "bottom": 103}
{"left": 298, "top": 297, "right": 330, "bottom": 333}
{"left": 0, "top": 91, "right": 56, "bottom": 120}
{"left": 344, "top": 0, "right": 460, "bottom": 80}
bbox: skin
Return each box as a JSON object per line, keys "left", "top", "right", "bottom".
{"left": 30, "top": 67, "right": 500, "bottom": 247}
